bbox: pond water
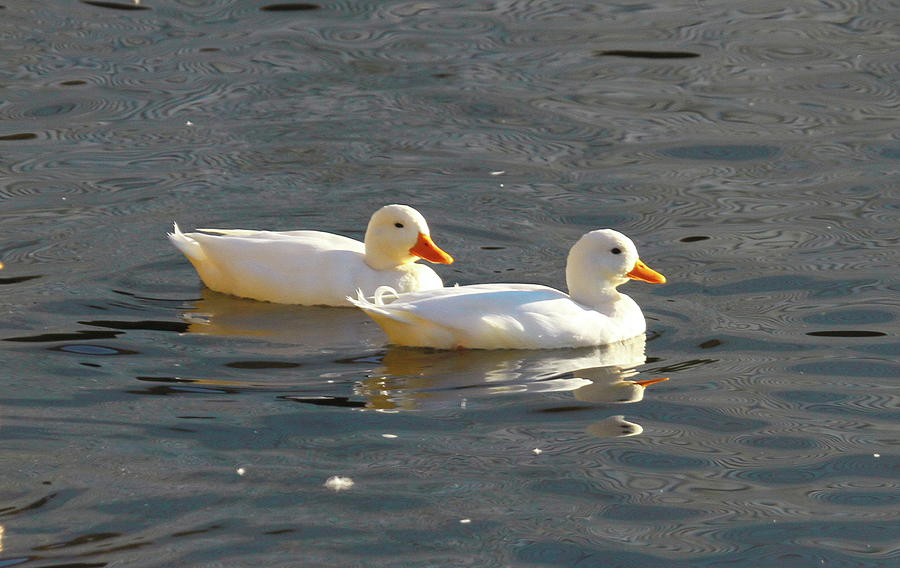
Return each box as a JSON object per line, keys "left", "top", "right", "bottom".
{"left": 1, "top": 0, "right": 897, "bottom": 566}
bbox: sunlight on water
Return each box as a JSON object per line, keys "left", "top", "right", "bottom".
{"left": 323, "top": 476, "right": 356, "bottom": 492}
{"left": 0, "top": 0, "right": 897, "bottom": 565}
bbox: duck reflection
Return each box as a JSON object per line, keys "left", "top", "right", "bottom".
{"left": 184, "top": 291, "right": 666, "bottom": 437}
{"left": 180, "top": 288, "right": 381, "bottom": 349}
{"left": 586, "top": 415, "right": 644, "bottom": 438}
{"left": 569, "top": 371, "right": 668, "bottom": 404}
{"left": 356, "top": 334, "right": 666, "bottom": 437}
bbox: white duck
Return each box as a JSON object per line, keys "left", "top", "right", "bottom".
{"left": 349, "top": 229, "right": 665, "bottom": 349}
{"left": 169, "top": 204, "right": 453, "bottom": 306}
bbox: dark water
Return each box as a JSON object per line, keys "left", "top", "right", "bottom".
{"left": 1, "top": 0, "right": 898, "bottom": 566}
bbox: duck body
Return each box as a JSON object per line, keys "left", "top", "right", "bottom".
{"left": 169, "top": 204, "right": 453, "bottom": 307}
{"left": 350, "top": 229, "right": 665, "bottom": 349}
{"left": 355, "top": 283, "right": 646, "bottom": 350}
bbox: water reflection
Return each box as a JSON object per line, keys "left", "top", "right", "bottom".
{"left": 354, "top": 334, "right": 668, "bottom": 436}
{"left": 586, "top": 415, "right": 644, "bottom": 438}
{"left": 180, "top": 288, "right": 376, "bottom": 348}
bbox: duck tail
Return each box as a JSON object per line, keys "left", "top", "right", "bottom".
{"left": 348, "top": 288, "right": 379, "bottom": 309}
{"left": 168, "top": 222, "right": 205, "bottom": 264}
{"left": 347, "top": 286, "right": 399, "bottom": 308}
{"left": 348, "top": 288, "right": 413, "bottom": 323}
{"left": 348, "top": 288, "right": 457, "bottom": 348}
{"left": 372, "top": 285, "right": 399, "bottom": 305}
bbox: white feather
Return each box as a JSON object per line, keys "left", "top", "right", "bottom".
{"left": 169, "top": 205, "right": 452, "bottom": 306}
{"left": 348, "top": 229, "right": 665, "bottom": 349}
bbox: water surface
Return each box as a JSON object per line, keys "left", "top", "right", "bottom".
{"left": 1, "top": 1, "right": 897, "bottom": 566}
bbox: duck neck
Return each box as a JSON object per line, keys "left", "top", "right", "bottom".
{"left": 569, "top": 283, "right": 624, "bottom": 314}
{"left": 566, "top": 263, "right": 630, "bottom": 314}
{"left": 365, "top": 246, "right": 406, "bottom": 270}
{"left": 364, "top": 234, "right": 415, "bottom": 270}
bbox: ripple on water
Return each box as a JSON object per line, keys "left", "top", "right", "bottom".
{"left": 129, "top": 378, "right": 238, "bottom": 397}
{"left": 791, "top": 359, "right": 899, "bottom": 378}
{"left": 610, "top": 449, "right": 712, "bottom": 471}
{"left": 4, "top": 330, "right": 121, "bottom": 343}
{"left": 774, "top": 390, "right": 849, "bottom": 405}
{"left": 813, "top": 490, "right": 900, "bottom": 508}
{"left": 77, "top": 319, "right": 190, "bottom": 333}
{"left": 0, "top": 274, "right": 42, "bottom": 285}
{"left": 599, "top": 504, "right": 704, "bottom": 522}
{"left": 0, "top": 132, "right": 38, "bottom": 141}
{"left": 224, "top": 361, "right": 302, "bottom": 369}
{"left": 596, "top": 50, "right": 701, "bottom": 59}
{"left": 717, "top": 517, "right": 900, "bottom": 554}
{"left": 528, "top": 478, "right": 619, "bottom": 502}
{"left": 730, "top": 454, "right": 899, "bottom": 486}
{"left": 1, "top": 0, "right": 898, "bottom": 565}
{"left": 804, "top": 309, "right": 895, "bottom": 325}
{"left": 49, "top": 344, "right": 138, "bottom": 356}
{"left": 260, "top": 3, "right": 320, "bottom": 11}
{"left": 806, "top": 330, "right": 887, "bottom": 338}
{"left": 738, "top": 435, "right": 819, "bottom": 451}
{"left": 660, "top": 144, "right": 781, "bottom": 161}
{"left": 81, "top": 1, "right": 150, "bottom": 10}
{"left": 0, "top": 490, "right": 71, "bottom": 517}
{"left": 801, "top": 71, "right": 899, "bottom": 106}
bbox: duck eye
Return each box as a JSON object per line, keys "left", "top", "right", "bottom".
{"left": 394, "top": 222, "right": 404, "bottom": 228}
{"left": 611, "top": 247, "right": 622, "bottom": 254}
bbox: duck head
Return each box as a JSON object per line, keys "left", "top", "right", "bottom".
{"left": 364, "top": 204, "right": 454, "bottom": 270}
{"left": 565, "top": 229, "right": 665, "bottom": 305}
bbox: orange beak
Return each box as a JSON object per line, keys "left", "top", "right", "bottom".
{"left": 626, "top": 259, "right": 666, "bottom": 284}
{"left": 409, "top": 232, "right": 454, "bottom": 264}
{"left": 632, "top": 377, "right": 669, "bottom": 387}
